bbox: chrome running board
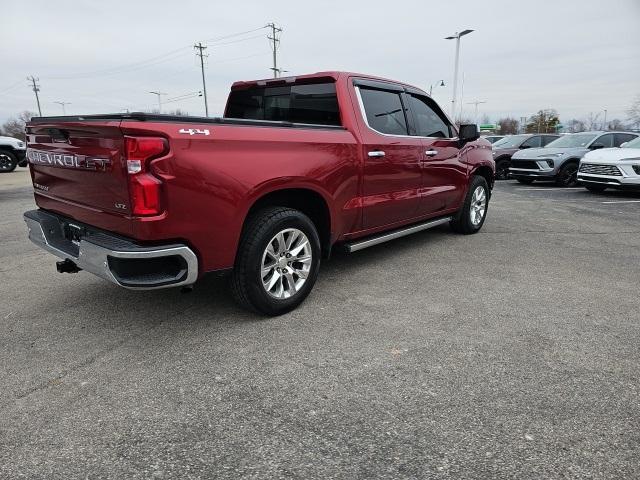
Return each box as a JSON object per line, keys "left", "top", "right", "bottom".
{"left": 344, "top": 216, "right": 452, "bottom": 253}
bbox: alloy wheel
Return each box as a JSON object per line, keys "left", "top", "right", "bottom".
{"left": 260, "top": 228, "right": 313, "bottom": 299}
{"left": 470, "top": 186, "right": 487, "bottom": 226}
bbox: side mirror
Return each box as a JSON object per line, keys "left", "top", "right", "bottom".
{"left": 620, "top": 142, "right": 628, "bottom": 148}
{"left": 459, "top": 124, "right": 479, "bottom": 145}
{"left": 590, "top": 143, "right": 605, "bottom": 150}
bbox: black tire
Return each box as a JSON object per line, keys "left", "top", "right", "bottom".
{"left": 556, "top": 161, "right": 579, "bottom": 187}
{"left": 495, "top": 158, "right": 511, "bottom": 180}
{"left": 18, "top": 158, "right": 28, "bottom": 168}
{"left": 585, "top": 184, "right": 607, "bottom": 193}
{"left": 450, "top": 175, "right": 489, "bottom": 234}
{"left": 0, "top": 151, "right": 18, "bottom": 173}
{"left": 231, "top": 207, "right": 321, "bottom": 316}
{"left": 516, "top": 178, "right": 534, "bottom": 185}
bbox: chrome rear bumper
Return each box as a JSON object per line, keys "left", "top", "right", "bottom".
{"left": 24, "top": 210, "right": 198, "bottom": 290}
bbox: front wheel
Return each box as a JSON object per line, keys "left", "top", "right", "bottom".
{"left": 495, "top": 159, "right": 511, "bottom": 180}
{"left": 450, "top": 175, "right": 489, "bottom": 234}
{"left": 231, "top": 207, "right": 321, "bottom": 316}
{"left": 556, "top": 162, "right": 579, "bottom": 187}
{"left": 0, "top": 151, "right": 18, "bottom": 173}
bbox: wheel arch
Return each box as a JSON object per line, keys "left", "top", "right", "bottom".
{"left": 243, "top": 187, "right": 333, "bottom": 258}
{"left": 471, "top": 164, "right": 495, "bottom": 192}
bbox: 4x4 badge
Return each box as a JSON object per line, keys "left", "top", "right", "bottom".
{"left": 178, "top": 128, "right": 210, "bottom": 136}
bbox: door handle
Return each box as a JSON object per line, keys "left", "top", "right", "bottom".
{"left": 368, "top": 150, "right": 386, "bottom": 158}
{"left": 424, "top": 150, "right": 438, "bottom": 157}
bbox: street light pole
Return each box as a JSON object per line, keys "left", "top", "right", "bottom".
{"left": 149, "top": 91, "right": 167, "bottom": 113}
{"left": 429, "top": 80, "right": 445, "bottom": 96}
{"left": 445, "top": 29, "right": 473, "bottom": 122}
{"left": 603, "top": 109, "right": 608, "bottom": 130}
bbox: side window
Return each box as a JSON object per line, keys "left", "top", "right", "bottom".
{"left": 543, "top": 135, "right": 558, "bottom": 146}
{"left": 359, "top": 88, "right": 408, "bottom": 135}
{"left": 595, "top": 134, "right": 614, "bottom": 148}
{"left": 614, "top": 133, "right": 637, "bottom": 147}
{"left": 521, "top": 136, "right": 542, "bottom": 148}
{"left": 407, "top": 95, "right": 451, "bottom": 138}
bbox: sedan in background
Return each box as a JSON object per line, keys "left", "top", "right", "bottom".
{"left": 491, "top": 133, "right": 559, "bottom": 180}
{"left": 578, "top": 135, "right": 640, "bottom": 192}
{"left": 510, "top": 131, "right": 638, "bottom": 187}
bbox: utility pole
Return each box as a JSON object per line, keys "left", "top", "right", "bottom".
{"left": 267, "top": 22, "right": 283, "bottom": 78}
{"left": 27, "top": 75, "right": 42, "bottom": 116}
{"left": 445, "top": 30, "right": 473, "bottom": 121}
{"left": 149, "top": 91, "right": 167, "bottom": 113}
{"left": 53, "top": 101, "right": 71, "bottom": 115}
{"left": 603, "top": 109, "right": 608, "bottom": 130}
{"left": 466, "top": 100, "right": 486, "bottom": 125}
{"left": 194, "top": 42, "right": 209, "bottom": 117}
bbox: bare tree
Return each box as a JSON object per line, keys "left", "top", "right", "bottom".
{"left": 627, "top": 95, "right": 640, "bottom": 130}
{"left": 585, "top": 112, "right": 601, "bottom": 131}
{"left": 566, "top": 119, "right": 586, "bottom": 133}
{"left": 455, "top": 117, "right": 474, "bottom": 128}
{"left": 606, "top": 119, "right": 626, "bottom": 131}
{"left": 497, "top": 117, "right": 519, "bottom": 135}
{"left": 0, "top": 111, "right": 36, "bottom": 141}
{"left": 480, "top": 114, "right": 491, "bottom": 125}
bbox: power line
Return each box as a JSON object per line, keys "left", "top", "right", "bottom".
{"left": 27, "top": 75, "right": 42, "bottom": 116}
{"left": 194, "top": 42, "right": 209, "bottom": 117}
{"left": 267, "top": 22, "right": 283, "bottom": 78}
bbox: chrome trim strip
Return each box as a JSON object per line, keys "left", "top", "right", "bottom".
{"left": 345, "top": 217, "right": 452, "bottom": 253}
{"left": 24, "top": 214, "right": 198, "bottom": 290}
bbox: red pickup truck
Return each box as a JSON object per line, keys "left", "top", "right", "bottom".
{"left": 24, "top": 71, "right": 494, "bottom": 315}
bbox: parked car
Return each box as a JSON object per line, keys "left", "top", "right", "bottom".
{"left": 23, "top": 71, "right": 495, "bottom": 315}
{"left": 510, "top": 131, "right": 639, "bottom": 187}
{"left": 492, "top": 133, "right": 559, "bottom": 180}
{"left": 578, "top": 135, "right": 640, "bottom": 192}
{"left": 483, "top": 135, "right": 504, "bottom": 144}
{"left": 0, "top": 135, "right": 27, "bottom": 172}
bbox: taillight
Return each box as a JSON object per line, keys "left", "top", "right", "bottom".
{"left": 124, "top": 136, "right": 167, "bottom": 216}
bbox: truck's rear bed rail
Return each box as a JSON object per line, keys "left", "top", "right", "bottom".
{"left": 28, "top": 112, "right": 346, "bottom": 130}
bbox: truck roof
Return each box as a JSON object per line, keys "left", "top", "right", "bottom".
{"left": 230, "top": 71, "right": 429, "bottom": 95}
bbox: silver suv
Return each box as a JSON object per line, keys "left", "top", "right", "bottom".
{"left": 509, "top": 131, "right": 638, "bottom": 187}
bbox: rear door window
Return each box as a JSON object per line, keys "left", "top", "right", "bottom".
{"left": 359, "top": 88, "right": 408, "bottom": 136}
{"left": 542, "top": 135, "right": 558, "bottom": 146}
{"left": 595, "top": 134, "right": 614, "bottom": 148}
{"left": 406, "top": 94, "right": 452, "bottom": 138}
{"left": 225, "top": 82, "right": 341, "bottom": 126}
{"left": 614, "top": 133, "right": 637, "bottom": 147}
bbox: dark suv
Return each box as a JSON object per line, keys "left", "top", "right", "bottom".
{"left": 491, "top": 134, "right": 560, "bottom": 180}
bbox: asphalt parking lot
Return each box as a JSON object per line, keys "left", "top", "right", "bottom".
{"left": 1, "top": 168, "right": 639, "bottom": 479}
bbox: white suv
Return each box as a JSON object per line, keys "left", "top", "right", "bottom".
{"left": 0, "top": 136, "right": 27, "bottom": 172}
{"left": 578, "top": 135, "right": 640, "bottom": 192}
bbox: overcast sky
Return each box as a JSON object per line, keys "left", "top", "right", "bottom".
{"left": 2, "top": 0, "right": 639, "bottom": 127}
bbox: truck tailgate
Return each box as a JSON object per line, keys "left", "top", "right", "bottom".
{"left": 27, "top": 120, "right": 130, "bottom": 218}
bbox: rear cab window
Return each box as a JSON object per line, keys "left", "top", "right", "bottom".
{"left": 358, "top": 88, "right": 409, "bottom": 136}
{"left": 225, "top": 82, "right": 341, "bottom": 126}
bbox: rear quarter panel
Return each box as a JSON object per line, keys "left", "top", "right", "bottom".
{"left": 120, "top": 121, "right": 360, "bottom": 272}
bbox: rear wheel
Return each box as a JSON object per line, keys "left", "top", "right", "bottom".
{"left": 585, "top": 184, "right": 607, "bottom": 193}
{"left": 556, "top": 161, "right": 579, "bottom": 187}
{"left": 0, "top": 151, "right": 18, "bottom": 173}
{"left": 231, "top": 207, "right": 321, "bottom": 316}
{"left": 450, "top": 175, "right": 489, "bottom": 234}
{"left": 516, "top": 178, "right": 534, "bottom": 185}
{"left": 495, "top": 158, "right": 511, "bottom": 180}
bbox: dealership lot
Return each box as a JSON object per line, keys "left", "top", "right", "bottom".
{"left": 1, "top": 170, "right": 639, "bottom": 479}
